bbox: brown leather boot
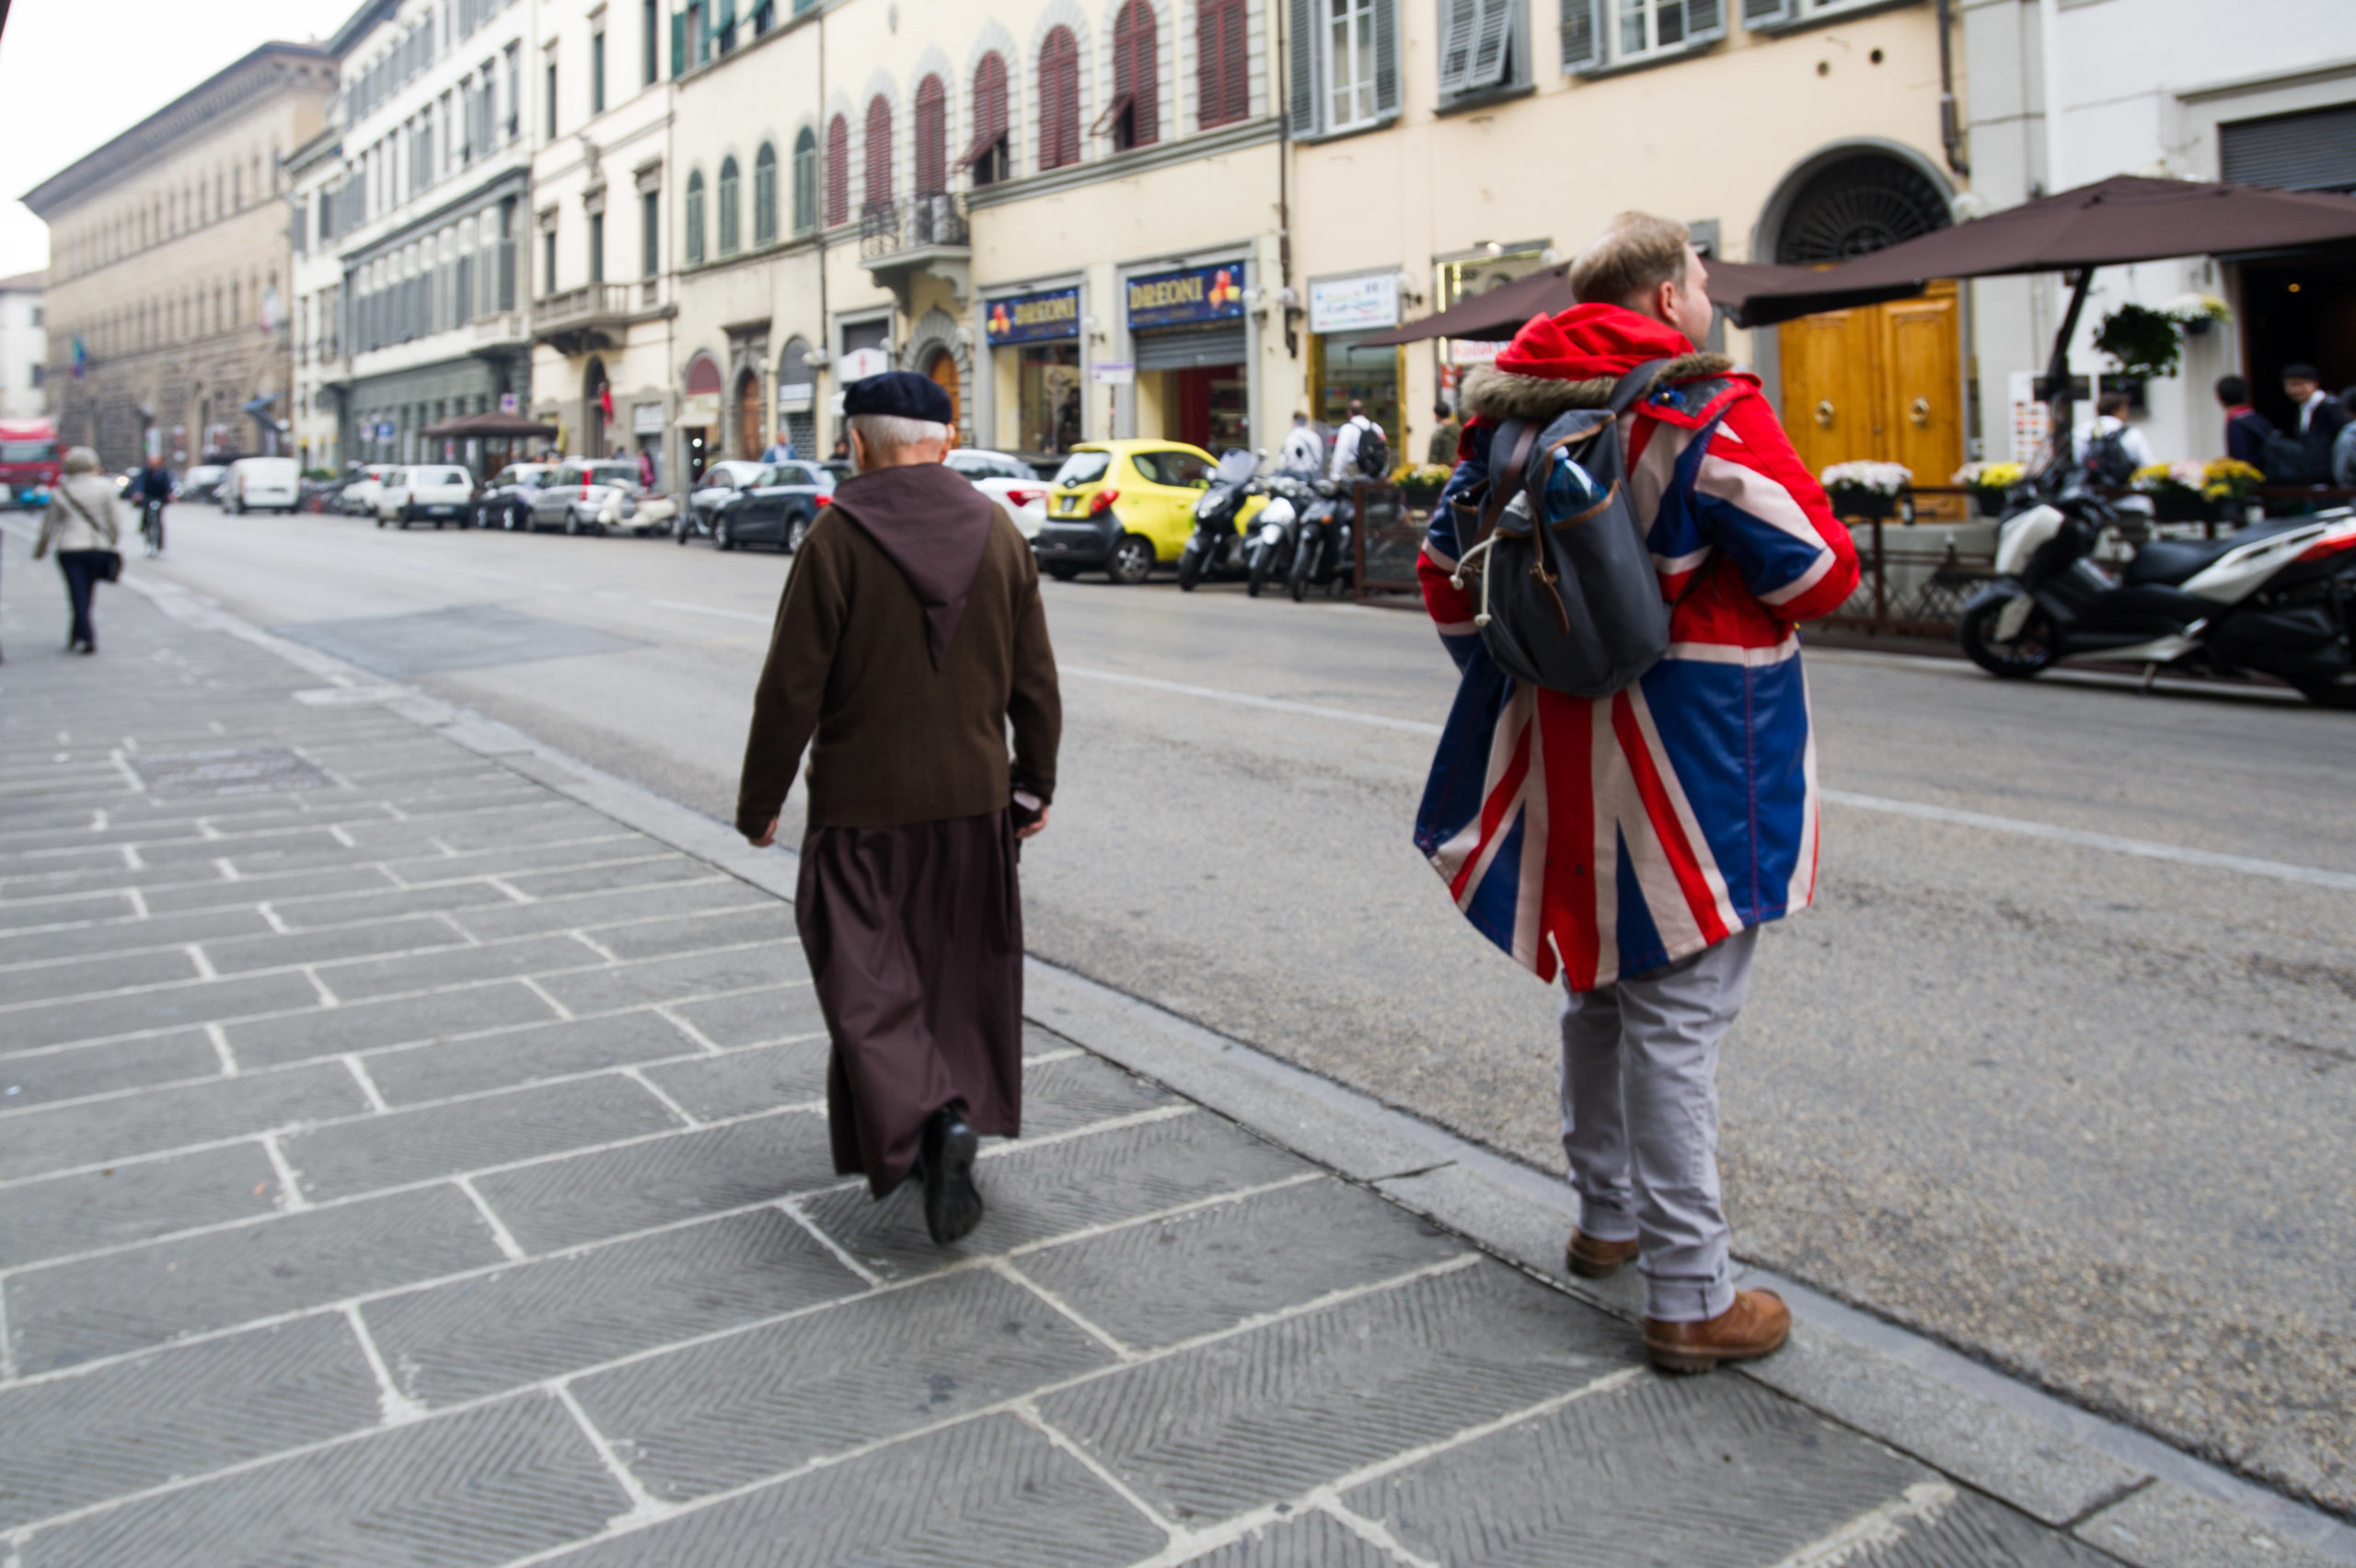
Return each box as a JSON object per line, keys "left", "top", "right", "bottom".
{"left": 1565, "top": 1228, "right": 1639, "bottom": 1279}
{"left": 1644, "top": 1288, "right": 1791, "bottom": 1375}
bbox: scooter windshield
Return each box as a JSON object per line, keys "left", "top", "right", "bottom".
{"left": 1212, "top": 450, "right": 1259, "bottom": 487}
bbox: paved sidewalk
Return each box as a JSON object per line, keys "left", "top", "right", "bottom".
{"left": 0, "top": 544, "right": 2341, "bottom": 1568}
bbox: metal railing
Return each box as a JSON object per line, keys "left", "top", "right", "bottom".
{"left": 859, "top": 193, "right": 969, "bottom": 260}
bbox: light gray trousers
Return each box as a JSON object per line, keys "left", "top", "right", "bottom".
{"left": 1558, "top": 927, "right": 1757, "bottom": 1323}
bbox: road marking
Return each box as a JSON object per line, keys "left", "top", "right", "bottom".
{"left": 1820, "top": 790, "right": 2356, "bottom": 892}
{"left": 1061, "top": 664, "right": 2356, "bottom": 892}
{"left": 648, "top": 597, "right": 773, "bottom": 624}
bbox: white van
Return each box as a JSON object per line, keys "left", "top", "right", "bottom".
{"left": 225, "top": 457, "right": 300, "bottom": 514}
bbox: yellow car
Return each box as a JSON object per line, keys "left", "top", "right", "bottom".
{"left": 1032, "top": 439, "right": 1263, "bottom": 585}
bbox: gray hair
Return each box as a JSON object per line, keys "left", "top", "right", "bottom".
{"left": 849, "top": 414, "right": 951, "bottom": 468}
{"left": 63, "top": 445, "right": 100, "bottom": 475}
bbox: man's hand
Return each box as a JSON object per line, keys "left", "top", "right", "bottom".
{"left": 1016, "top": 805, "right": 1050, "bottom": 840}
{"left": 748, "top": 818, "right": 778, "bottom": 848}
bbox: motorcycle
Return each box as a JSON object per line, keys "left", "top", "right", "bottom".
{"left": 1288, "top": 478, "right": 1357, "bottom": 602}
{"left": 1959, "top": 469, "right": 2356, "bottom": 708}
{"left": 1177, "top": 449, "right": 1264, "bottom": 592}
{"left": 1243, "top": 469, "right": 1317, "bottom": 597}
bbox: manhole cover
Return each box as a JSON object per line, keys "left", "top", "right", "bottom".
{"left": 129, "top": 748, "right": 335, "bottom": 799}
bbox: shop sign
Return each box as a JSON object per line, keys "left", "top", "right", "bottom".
{"left": 779, "top": 384, "right": 814, "bottom": 410}
{"left": 986, "top": 287, "right": 1081, "bottom": 346}
{"left": 837, "top": 346, "right": 891, "bottom": 382}
{"left": 1090, "top": 361, "right": 1135, "bottom": 386}
{"left": 1126, "top": 262, "right": 1247, "bottom": 330}
{"left": 1447, "top": 338, "right": 1502, "bottom": 365}
{"left": 632, "top": 401, "right": 664, "bottom": 434}
{"left": 679, "top": 393, "right": 722, "bottom": 426}
{"left": 1308, "top": 273, "right": 1400, "bottom": 334}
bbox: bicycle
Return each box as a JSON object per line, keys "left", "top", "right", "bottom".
{"left": 139, "top": 498, "right": 165, "bottom": 558}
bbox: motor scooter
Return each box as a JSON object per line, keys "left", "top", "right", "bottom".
{"left": 1959, "top": 468, "right": 2356, "bottom": 707}
{"left": 1288, "top": 478, "right": 1356, "bottom": 602}
{"left": 1243, "top": 469, "right": 1316, "bottom": 597}
{"left": 1177, "top": 449, "right": 1264, "bottom": 592}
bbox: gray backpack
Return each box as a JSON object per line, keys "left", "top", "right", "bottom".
{"left": 1449, "top": 358, "right": 1683, "bottom": 698}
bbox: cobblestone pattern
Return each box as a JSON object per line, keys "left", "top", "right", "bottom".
{"left": 0, "top": 564, "right": 2133, "bottom": 1564}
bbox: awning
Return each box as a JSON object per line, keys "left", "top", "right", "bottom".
{"left": 1357, "top": 257, "right": 1916, "bottom": 346}
{"left": 417, "top": 411, "right": 560, "bottom": 440}
{"left": 240, "top": 392, "right": 283, "bottom": 414}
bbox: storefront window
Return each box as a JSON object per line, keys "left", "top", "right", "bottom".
{"left": 987, "top": 285, "right": 1084, "bottom": 456}
{"left": 1019, "top": 345, "right": 1082, "bottom": 455}
{"left": 1311, "top": 330, "right": 1402, "bottom": 455}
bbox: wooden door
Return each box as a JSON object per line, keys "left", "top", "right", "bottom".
{"left": 1779, "top": 306, "right": 1877, "bottom": 483}
{"left": 1778, "top": 280, "right": 1964, "bottom": 519}
{"left": 926, "top": 350, "right": 960, "bottom": 432}
{"left": 736, "top": 373, "right": 763, "bottom": 460}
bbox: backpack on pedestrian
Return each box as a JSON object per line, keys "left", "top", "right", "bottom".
{"left": 1447, "top": 358, "right": 1681, "bottom": 698}
{"left": 2083, "top": 424, "right": 2138, "bottom": 486}
{"left": 1353, "top": 419, "right": 1391, "bottom": 478}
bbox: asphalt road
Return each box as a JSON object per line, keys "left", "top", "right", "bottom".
{"left": 101, "top": 502, "right": 2356, "bottom": 1517}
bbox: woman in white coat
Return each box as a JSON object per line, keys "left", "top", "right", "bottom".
{"left": 33, "top": 446, "right": 123, "bottom": 654}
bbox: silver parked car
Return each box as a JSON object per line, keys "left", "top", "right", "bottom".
{"left": 529, "top": 459, "right": 652, "bottom": 536}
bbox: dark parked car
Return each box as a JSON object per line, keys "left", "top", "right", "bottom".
{"left": 694, "top": 460, "right": 835, "bottom": 552}
{"left": 475, "top": 463, "right": 560, "bottom": 530}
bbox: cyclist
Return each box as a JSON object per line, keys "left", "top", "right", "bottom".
{"left": 129, "top": 455, "right": 175, "bottom": 557}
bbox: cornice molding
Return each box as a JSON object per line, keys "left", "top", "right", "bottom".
{"left": 22, "top": 43, "right": 336, "bottom": 217}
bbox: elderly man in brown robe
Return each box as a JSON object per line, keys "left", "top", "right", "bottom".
{"left": 737, "top": 371, "right": 1060, "bottom": 1244}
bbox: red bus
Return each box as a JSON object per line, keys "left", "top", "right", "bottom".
{"left": 0, "top": 418, "right": 61, "bottom": 508}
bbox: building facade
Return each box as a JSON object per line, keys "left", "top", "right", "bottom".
{"left": 314, "top": 0, "right": 539, "bottom": 468}
{"left": 1964, "top": 0, "right": 2356, "bottom": 467}
{"left": 0, "top": 273, "right": 45, "bottom": 420}
{"left": 23, "top": 42, "right": 337, "bottom": 469}
{"left": 528, "top": 0, "right": 682, "bottom": 474}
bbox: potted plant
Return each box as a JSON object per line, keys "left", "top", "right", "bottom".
{"left": 1390, "top": 462, "right": 1452, "bottom": 504}
{"left": 2164, "top": 292, "right": 2233, "bottom": 340}
{"left": 2131, "top": 461, "right": 2212, "bottom": 523}
{"left": 2093, "top": 302, "right": 2182, "bottom": 383}
{"left": 1819, "top": 460, "right": 1911, "bottom": 519}
{"left": 2202, "top": 456, "right": 2264, "bottom": 523}
{"left": 1953, "top": 460, "right": 2025, "bottom": 518}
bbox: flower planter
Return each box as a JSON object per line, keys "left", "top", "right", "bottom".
{"left": 2146, "top": 490, "right": 2212, "bottom": 524}
{"left": 1829, "top": 489, "right": 1900, "bottom": 520}
{"left": 1972, "top": 489, "right": 2009, "bottom": 518}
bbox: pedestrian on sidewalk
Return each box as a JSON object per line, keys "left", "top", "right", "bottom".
{"left": 1415, "top": 212, "right": 1859, "bottom": 1375}
{"left": 1426, "top": 400, "right": 1462, "bottom": 468}
{"left": 2214, "top": 375, "right": 2274, "bottom": 470}
{"left": 736, "top": 371, "right": 1061, "bottom": 1246}
{"left": 33, "top": 445, "right": 124, "bottom": 655}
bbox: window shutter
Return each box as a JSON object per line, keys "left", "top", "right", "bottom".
{"left": 1465, "top": 0, "right": 1513, "bottom": 90}
{"left": 1199, "top": 0, "right": 1248, "bottom": 129}
{"left": 1131, "top": 6, "right": 1160, "bottom": 145}
{"left": 1741, "top": 0, "right": 1795, "bottom": 26}
{"left": 1436, "top": 0, "right": 1480, "bottom": 95}
{"left": 1288, "top": 0, "right": 1317, "bottom": 134}
{"left": 1374, "top": 0, "right": 1400, "bottom": 115}
{"left": 864, "top": 98, "right": 893, "bottom": 208}
{"left": 670, "top": 9, "right": 684, "bottom": 75}
{"left": 1558, "top": 0, "right": 1600, "bottom": 69}
{"left": 1686, "top": 0, "right": 1726, "bottom": 41}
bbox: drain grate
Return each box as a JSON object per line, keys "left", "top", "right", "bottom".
{"left": 129, "top": 748, "right": 335, "bottom": 799}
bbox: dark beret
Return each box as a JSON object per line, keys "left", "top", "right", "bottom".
{"left": 843, "top": 370, "right": 953, "bottom": 423}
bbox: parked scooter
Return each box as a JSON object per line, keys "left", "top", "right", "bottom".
{"left": 1177, "top": 449, "right": 1265, "bottom": 592}
{"left": 1243, "top": 469, "right": 1317, "bottom": 597}
{"left": 1288, "top": 478, "right": 1356, "bottom": 602}
{"left": 1959, "top": 468, "right": 2356, "bottom": 707}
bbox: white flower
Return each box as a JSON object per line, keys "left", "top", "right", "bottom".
{"left": 2162, "top": 292, "right": 2231, "bottom": 324}
{"left": 1820, "top": 461, "right": 1913, "bottom": 495}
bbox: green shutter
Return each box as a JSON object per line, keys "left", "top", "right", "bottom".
{"left": 1288, "top": 0, "right": 1316, "bottom": 135}
{"left": 1374, "top": 0, "right": 1399, "bottom": 116}
{"left": 671, "top": 10, "right": 685, "bottom": 75}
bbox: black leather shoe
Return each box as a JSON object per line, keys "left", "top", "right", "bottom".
{"left": 919, "top": 1108, "right": 983, "bottom": 1245}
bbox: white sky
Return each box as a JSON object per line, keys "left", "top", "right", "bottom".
{"left": 0, "top": 0, "right": 362, "bottom": 280}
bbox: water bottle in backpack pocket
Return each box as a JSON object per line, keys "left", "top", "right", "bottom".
{"left": 1449, "top": 359, "right": 1683, "bottom": 698}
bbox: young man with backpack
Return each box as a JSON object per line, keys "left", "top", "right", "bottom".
{"left": 1327, "top": 398, "right": 1390, "bottom": 481}
{"left": 1415, "top": 212, "right": 1857, "bottom": 1374}
{"left": 2073, "top": 391, "right": 2153, "bottom": 484}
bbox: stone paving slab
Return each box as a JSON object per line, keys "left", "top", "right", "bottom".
{"left": 6, "top": 550, "right": 2326, "bottom": 1566}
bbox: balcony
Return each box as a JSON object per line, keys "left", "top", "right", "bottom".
{"left": 860, "top": 194, "right": 971, "bottom": 310}
{"left": 472, "top": 311, "right": 529, "bottom": 352}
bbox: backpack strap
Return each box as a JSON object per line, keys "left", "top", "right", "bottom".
{"left": 1605, "top": 357, "right": 1679, "bottom": 418}
{"left": 1472, "top": 420, "right": 1538, "bottom": 546}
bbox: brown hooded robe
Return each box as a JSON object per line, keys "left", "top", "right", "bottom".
{"left": 736, "top": 461, "right": 1061, "bottom": 1194}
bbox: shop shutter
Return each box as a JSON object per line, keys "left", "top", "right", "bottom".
{"left": 1134, "top": 323, "right": 1248, "bottom": 370}
{"left": 1559, "top": 0, "right": 1600, "bottom": 70}
{"left": 1685, "top": 0, "right": 1725, "bottom": 42}
{"left": 1199, "top": 0, "right": 1249, "bottom": 129}
{"left": 1288, "top": 0, "right": 1316, "bottom": 135}
{"left": 2221, "top": 105, "right": 2356, "bottom": 192}
{"left": 1741, "top": 0, "right": 1795, "bottom": 26}
{"left": 1374, "top": 0, "right": 1400, "bottom": 115}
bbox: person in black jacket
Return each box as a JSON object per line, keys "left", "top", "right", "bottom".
{"left": 2214, "top": 376, "right": 2274, "bottom": 469}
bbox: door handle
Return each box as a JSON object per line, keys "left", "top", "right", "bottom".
{"left": 1911, "top": 397, "right": 1932, "bottom": 426}
{"left": 1815, "top": 400, "right": 1835, "bottom": 428}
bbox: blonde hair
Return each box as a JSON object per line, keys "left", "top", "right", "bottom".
{"left": 1568, "top": 213, "right": 1694, "bottom": 309}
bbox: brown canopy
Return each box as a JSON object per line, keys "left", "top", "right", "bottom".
{"left": 1738, "top": 175, "right": 2356, "bottom": 325}
{"left": 417, "top": 410, "right": 560, "bottom": 440}
{"left": 1358, "top": 257, "right": 1915, "bottom": 346}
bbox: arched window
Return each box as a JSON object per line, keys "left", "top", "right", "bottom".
{"left": 1106, "top": 3, "right": 1159, "bottom": 151}
{"left": 1198, "top": 0, "right": 1248, "bottom": 128}
{"left": 718, "top": 156, "right": 741, "bottom": 253}
{"left": 962, "top": 52, "right": 1010, "bottom": 185}
{"left": 914, "top": 75, "right": 948, "bottom": 196}
{"left": 791, "top": 129, "right": 819, "bottom": 235}
{"left": 1038, "top": 28, "right": 1080, "bottom": 171}
{"left": 864, "top": 95, "right": 894, "bottom": 212}
{"left": 685, "top": 169, "right": 706, "bottom": 265}
{"left": 754, "top": 143, "right": 779, "bottom": 246}
{"left": 826, "top": 115, "right": 850, "bottom": 226}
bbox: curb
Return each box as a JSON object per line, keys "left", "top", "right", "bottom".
{"left": 119, "top": 571, "right": 2356, "bottom": 1567}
